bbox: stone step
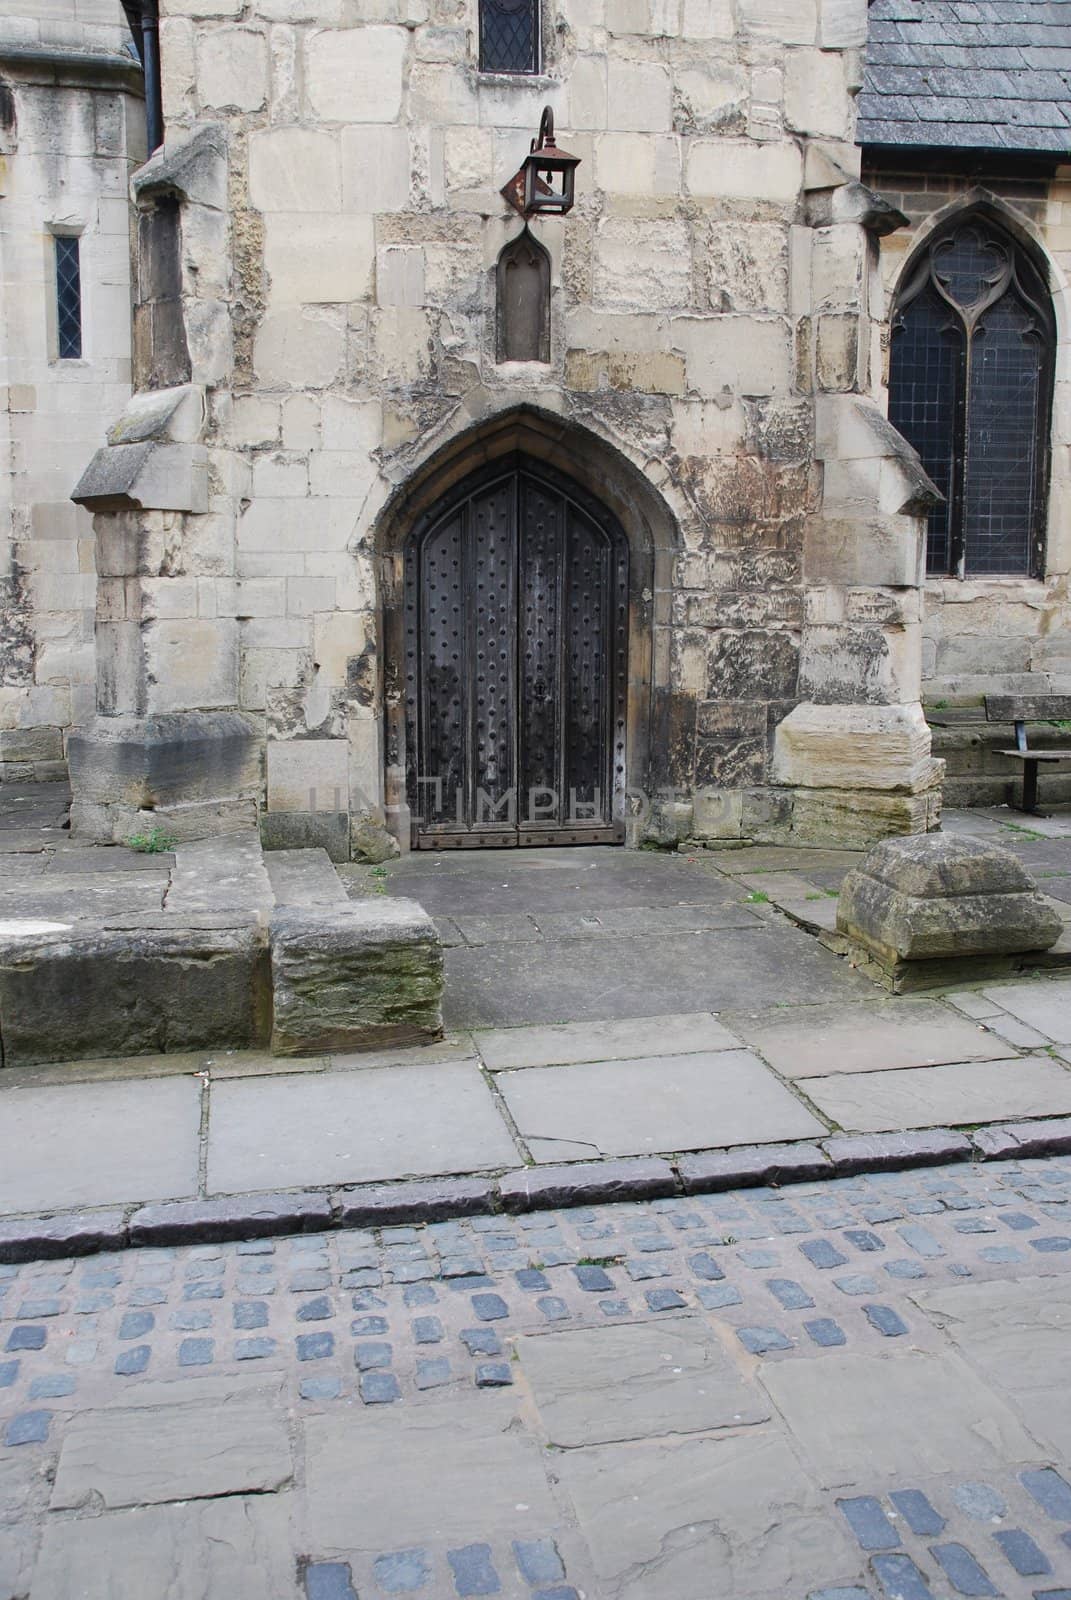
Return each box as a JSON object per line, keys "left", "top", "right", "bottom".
{"left": 166, "top": 835, "right": 274, "bottom": 921}
{"left": 0, "top": 827, "right": 443, "bottom": 1067}
{"left": 263, "top": 849, "right": 347, "bottom": 908}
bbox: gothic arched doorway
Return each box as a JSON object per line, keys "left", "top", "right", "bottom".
{"left": 403, "top": 454, "right": 629, "bottom": 848}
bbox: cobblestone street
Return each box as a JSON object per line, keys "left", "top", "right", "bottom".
{"left": 5, "top": 1158, "right": 1071, "bottom": 1597}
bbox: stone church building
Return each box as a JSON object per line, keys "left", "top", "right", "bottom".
{"left": 1, "top": 0, "right": 1068, "bottom": 857}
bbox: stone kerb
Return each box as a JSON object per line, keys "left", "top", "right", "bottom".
{"left": 836, "top": 833, "right": 1063, "bottom": 992}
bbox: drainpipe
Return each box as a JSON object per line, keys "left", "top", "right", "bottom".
{"left": 140, "top": 0, "right": 163, "bottom": 155}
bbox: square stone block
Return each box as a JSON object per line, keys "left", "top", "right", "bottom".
{"left": 556, "top": 1430, "right": 856, "bottom": 1599}
{"left": 51, "top": 1398, "right": 291, "bottom": 1510}
{"left": 269, "top": 899, "right": 442, "bottom": 1054}
{"left": 760, "top": 1347, "right": 1041, "bottom": 1488}
{"left": 260, "top": 809, "right": 350, "bottom": 862}
{"left": 32, "top": 1496, "right": 295, "bottom": 1599}
{"left": 838, "top": 834, "right": 1062, "bottom": 977}
{"left": 266, "top": 739, "right": 349, "bottom": 814}
{"left": 0, "top": 921, "right": 270, "bottom": 1068}
{"left": 304, "top": 1394, "right": 556, "bottom": 1553}
{"left": 518, "top": 1316, "right": 768, "bottom": 1447}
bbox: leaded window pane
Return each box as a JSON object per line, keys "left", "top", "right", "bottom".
{"left": 887, "top": 213, "right": 1054, "bottom": 579}
{"left": 889, "top": 284, "right": 963, "bottom": 577}
{"left": 55, "top": 235, "right": 82, "bottom": 360}
{"left": 962, "top": 290, "right": 1044, "bottom": 577}
{"left": 480, "top": 0, "right": 538, "bottom": 74}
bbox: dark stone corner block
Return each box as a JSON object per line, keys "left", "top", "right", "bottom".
{"left": 678, "top": 1142, "right": 831, "bottom": 1194}
{"left": 0, "top": 1209, "right": 128, "bottom": 1265}
{"left": 498, "top": 1157, "right": 678, "bottom": 1213}
{"left": 128, "top": 1191, "right": 333, "bottom": 1247}
{"left": 333, "top": 1177, "right": 496, "bottom": 1228}
{"left": 824, "top": 1129, "right": 972, "bottom": 1175}
{"left": 972, "top": 1118, "right": 1071, "bottom": 1161}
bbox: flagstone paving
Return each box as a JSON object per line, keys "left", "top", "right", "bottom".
{"left": 0, "top": 793, "right": 1069, "bottom": 1235}
{"left": 5, "top": 1156, "right": 1071, "bottom": 1597}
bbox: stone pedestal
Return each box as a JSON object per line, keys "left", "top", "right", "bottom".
{"left": 270, "top": 898, "right": 443, "bottom": 1055}
{"left": 68, "top": 712, "right": 262, "bottom": 844}
{"left": 836, "top": 834, "right": 1062, "bottom": 991}
{"left": 770, "top": 702, "right": 945, "bottom": 846}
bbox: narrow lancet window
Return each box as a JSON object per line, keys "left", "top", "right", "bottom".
{"left": 55, "top": 235, "right": 82, "bottom": 360}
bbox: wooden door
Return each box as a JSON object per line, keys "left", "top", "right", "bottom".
{"left": 404, "top": 460, "right": 628, "bottom": 847}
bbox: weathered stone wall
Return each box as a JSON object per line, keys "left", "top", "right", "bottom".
{"left": 866, "top": 164, "right": 1071, "bottom": 710}
{"left": 0, "top": 0, "right": 143, "bottom": 779}
{"left": 72, "top": 0, "right": 940, "bottom": 849}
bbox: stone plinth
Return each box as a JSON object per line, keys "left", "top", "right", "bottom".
{"left": 836, "top": 834, "right": 1062, "bottom": 992}
{"left": 69, "top": 712, "right": 263, "bottom": 844}
{"left": 769, "top": 702, "right": 945, "bottom": 846}
{"left": 0, "top": 920, "right": 271, "bottom": 1068}
{"left": 270, "top": 898, "right": 443, "bottom": 1056}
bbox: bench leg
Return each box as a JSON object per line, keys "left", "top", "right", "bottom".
{"left": 1021, "top": 758, "right": 1042, "bottom": 815}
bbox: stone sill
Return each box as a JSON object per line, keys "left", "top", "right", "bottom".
{"left": 926, "top": 576, "right": 1053, "bottom": 603}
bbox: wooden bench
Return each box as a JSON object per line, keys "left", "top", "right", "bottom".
{"left": 985, "top": 694, "right": 1071, "bottom": 814}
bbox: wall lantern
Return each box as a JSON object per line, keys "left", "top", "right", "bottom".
{"left": 501, "top": 107, "right": 581, "bottom": 219}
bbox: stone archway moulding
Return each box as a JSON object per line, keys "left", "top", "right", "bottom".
{"left": 372, "top": 404, "right": 683, "bottom": 849}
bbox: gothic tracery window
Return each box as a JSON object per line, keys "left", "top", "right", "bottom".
{"left": 888, "top": 211, "right": 1055, "bottom": 578}
{"left": 479, "top": 0, "right": 539, "bottom": 74}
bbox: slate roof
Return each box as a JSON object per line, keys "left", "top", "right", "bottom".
{"left": 859, "top": 0, "right": 1071, "bottom": 156}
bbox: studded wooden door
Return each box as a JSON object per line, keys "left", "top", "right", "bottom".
{"left": 404, "top": 460, "right": 628, "bottom": 848}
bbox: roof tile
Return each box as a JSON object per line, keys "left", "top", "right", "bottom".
{"left": 861, "top": 0, "right": 1071, "bottom": 154}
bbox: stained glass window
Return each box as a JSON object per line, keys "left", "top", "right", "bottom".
{"left": 55, "top": 235, "right": 82, "bottom": 360}
{"left": 888, "top": 213, "right": 1054, "bottom": 578}
{"left": 480, "top": 0, "right": 539, "bottom": 74}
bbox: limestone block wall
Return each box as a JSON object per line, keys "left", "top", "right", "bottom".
{"left": 0, "top": 0, "right": 143, "bottom": 778}
{"left": 867, "top": 164, "right": 1071, "bottom": 710}
{"left": 72, "top": 0, "right": 940, "bottom": 850}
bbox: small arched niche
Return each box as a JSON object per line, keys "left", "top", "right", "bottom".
{"left": 496, "top": 227, "right": 550, "bottom": 364}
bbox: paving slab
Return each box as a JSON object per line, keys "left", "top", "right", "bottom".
{"left": 730, "top": 999, "right": 1014, "bottom": 1077}
{"left": 556, "top": 1429, "right": 858, "bottom": 1600}
{"left": 384, "top": 848, "right": 737, "bottom": 916}
{"left": 0, "top": 874, "right": 167, "bottom": 919}
{"left": 452, "top": 913, "right": 543, "bottom": 945}
{"left": 303, "top": 1393, "right": 557, "bottom": 1553}
{"left": 475, "top": 1012, "right": 742, "bottom": 1071}
{"left": 760, "top": 1348, "right": 1042, "bottom": 1489}
{"left": 981, "top": 978, "right": 1071, "bottom": 1042}
{"left": 803, "top": 1056, "right": 1071, "bottom": 1133}
{"left": 497, "top": 1050, "right": 827, "bottom": 1160}
{"left": 262, "top": 848, "right": 347, "bottom": 907}
{"left": 30, "top": 1494, "right": 296, "bottom": 1600}
{"left": 50, "top": 1395, "right": 292, "bottom": 1509}
{"left": 518, "top": 1315, "right": 769, "bottom": 1446}
{"left": 530, "top": 903, "right": 761, "bottom": 936}
{"left": 442, "top": 922, "right": 873, "bottom": 1029}
{"left": 44, "top": 848, "right": 174, "bottom": 874}
{"left": 0, "top": 1077, "right": 201, "bottom": 1215}
{"left": 207, "top": 1061, "right": 519, "bottom": 1193}
{"left": 710, "top": 847, "right": 865, "bottom": 877}
{"left": 911, "top": 1276, "right": 1071, "bottom": 1461}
